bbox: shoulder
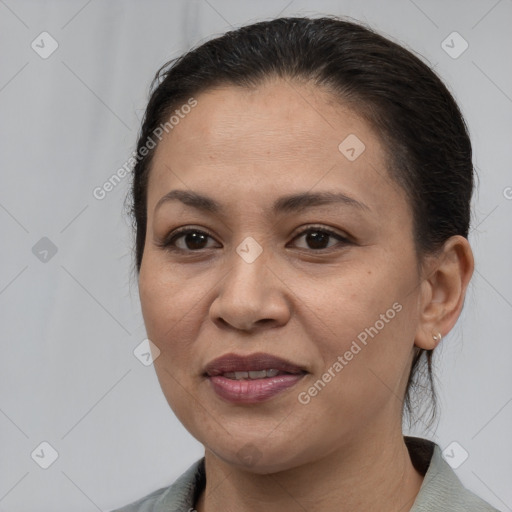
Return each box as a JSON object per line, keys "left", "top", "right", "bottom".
{"left": 109, "top": 458, "right": 205, "bottom": 512}
{"left": 406, "top": 437, "right": 499, "bottom": 512}
{"left": 109, "top": 486, "right": 170, "bottom": 512}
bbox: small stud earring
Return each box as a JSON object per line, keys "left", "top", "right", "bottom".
{"left": 432, "top": 332, "right": 442, "bottom": 343}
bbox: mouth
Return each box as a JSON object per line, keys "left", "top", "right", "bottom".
{"left": 203, "top": 352, "right": 307, "bottom": 404}
{"left": 222, "top": 369, "right": 289, "bottom": 380}
{"left": 203, "top": 352, "right": 307, "bottom": 378}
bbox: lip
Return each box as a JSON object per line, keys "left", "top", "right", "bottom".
{"left": 203, "top": 352, "right": 307, "bottom": 404}
{"left": 203, "top": 352, "right": 306, "bottom": 376}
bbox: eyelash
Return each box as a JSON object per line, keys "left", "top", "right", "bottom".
{"left": 156, "top": 225, "right": 352, "bottom": 254}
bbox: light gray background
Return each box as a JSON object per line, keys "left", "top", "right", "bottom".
{"left": 1, "top": 1, "right": 511, "bottom": 511}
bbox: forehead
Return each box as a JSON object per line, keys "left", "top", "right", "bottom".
{"left": 146, "top": 80, "right": 407, "bottom": 220}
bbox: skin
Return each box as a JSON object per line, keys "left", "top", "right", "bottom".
{"left": 138, "top": 78, "right": 474, "bottom": 512}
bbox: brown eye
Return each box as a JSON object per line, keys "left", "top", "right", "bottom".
{"left": 179, "top": 231, "right": 210, "bottom": 250}
{"left": 291, "top": 227, "right": 350, "bottom": 251}
{"left": 158, "top": 228, "right": 219, "bottom": 252}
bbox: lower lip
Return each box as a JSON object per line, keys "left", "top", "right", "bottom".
{"left": 207, "top": 374, "right": 305, "bottom": 403}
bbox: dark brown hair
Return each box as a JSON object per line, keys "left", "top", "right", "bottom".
{"left": 125, "top": 16, "right": 474, "bottom": 426}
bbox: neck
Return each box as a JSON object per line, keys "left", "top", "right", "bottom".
{"left": 195, "top": 431, "right": 424, "bottom": 512}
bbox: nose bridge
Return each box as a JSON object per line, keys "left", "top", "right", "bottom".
{"left": 209, "top": 238, "right": 290, "bottom": 330}
{"left": 223, "top": 238, "right": 271, "bottom": 304}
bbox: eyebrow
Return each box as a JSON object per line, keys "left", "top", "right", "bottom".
{"left": 154, "top": 189, "right": 371, "bottom": 215}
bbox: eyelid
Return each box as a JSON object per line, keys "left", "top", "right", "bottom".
{"left": 290, "top": 224, "right": 350, "bottom": 242}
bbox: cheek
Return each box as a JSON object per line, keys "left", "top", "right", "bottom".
{"left": 295, "top": 306, "right": 417, "bottom": 435}
{"left": 138, "top": 258, "right": 204, "bottom": 361}
{"left": 300, "top": 263, "right": 419, "bottom": 386}
{"left": 138, "top": 261, "right": 209, "bottom": 423}
{"left": 298, "top": 264, "right": 402, "bottom": 337}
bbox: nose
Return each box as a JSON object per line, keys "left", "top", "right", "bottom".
{"left": 209, "top": 249, "right": 292, "bottom": 332}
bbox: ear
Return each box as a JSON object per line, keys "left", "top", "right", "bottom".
{"left": 415, "top": 235, "right": 474, "bottom": 350}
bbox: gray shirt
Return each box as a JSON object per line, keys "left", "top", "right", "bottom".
{"left": 111, "top": 437, "right": 499, "bottom": 511}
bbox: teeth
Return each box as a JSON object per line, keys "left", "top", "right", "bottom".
{"left": 249, "top": 370, "right": 267, "bottom": 379}
{"left": 223, "top": 369, "right": 281, "bottom": 380}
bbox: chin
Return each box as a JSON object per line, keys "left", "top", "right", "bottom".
{"left": 206, "top": 437, "right": 310, "bottom": 475}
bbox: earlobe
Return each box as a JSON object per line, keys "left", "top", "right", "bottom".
{"left": 416, "top": 329, "right": 443, "bottom": 351}
{"left": 414, "top": 235, "right": 474, "bottom": 350}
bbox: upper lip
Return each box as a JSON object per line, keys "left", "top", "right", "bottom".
{"left": 204, "top": 352, "right": 307, "bottom": 376}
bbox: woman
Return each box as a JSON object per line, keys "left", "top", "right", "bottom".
{"left": 113, "top": 16, "right": 498, "bottom": 512}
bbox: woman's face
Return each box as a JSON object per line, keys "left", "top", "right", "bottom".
{"left": 139, "top": 80, "right": 428, "bottom": 473}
